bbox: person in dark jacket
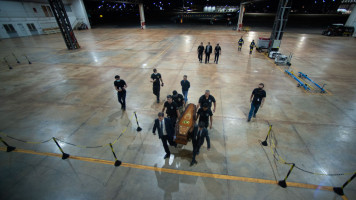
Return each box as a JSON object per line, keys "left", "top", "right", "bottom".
{"left": 238, "top": 37, "right": 244, "bottom": 51}
{"left": 114, "top": 75, "right": 127, "bottom": 110}
{"left": 180, "top": 75, "right": 190, "bottom": 102}
{"left": 153, "top": 112, "right": 177, "bottom": 159}
{"left": 249, "top": 40, "right": 256, "bottom": 54}
{"left": 190, "top": 122, "right": 210, "bottom": 166}
{"left": 247, "top": 83, "right": 266, "bottom": 122}
{"left": 197, "top": 42, "right": 204, "bottom": 63}
{"left": 214, "top": 43, "right": 221, "bottom": 64}
{"left": 205, "top": 42, "right": 212, "bottom": 64}
{"left": 151, "top": 68, "right": 164, "bottom": 103}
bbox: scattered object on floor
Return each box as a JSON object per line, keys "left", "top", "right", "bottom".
{"left": 298, "top": 72, "right": 326, "bottom": 93}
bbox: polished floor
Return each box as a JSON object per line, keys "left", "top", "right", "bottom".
{"left": 0, "top": 27, "right": 355, "bottom": 200}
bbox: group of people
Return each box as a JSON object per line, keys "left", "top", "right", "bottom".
{"left": 197, "top": 42, "right": 222, "bottom": 64}
{"left": 237, "top": 37, "right": 256, "bottom": 55}
{"left": 112, "top": 40, "right": 266, "bottom": 166}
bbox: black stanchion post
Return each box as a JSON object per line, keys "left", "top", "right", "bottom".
{"left": 134, "top": 112, "right": 142, "bottom": 132}
{"left": 24, "top": 55, "right": 32, "bottom": 64}
{"left": 12, "top": 53, "right": 20, "bottom": 64}
{"left": 278, "top": 164, "right": 295, "bottom": 188}
{"left": 261, "top": 125, "right": 272, "bottom": 146}
{"left": 52, "top": 137, "right": 70, "bottom": 159}
{"left": 333, "top": 172, "right": 356, "bottom": 196}
{"left": 0, "top": 137, "right": 16, "bottom": 152}
{"left": 4, "top": 58, "right": 13, "bottom": 69}
{"left": 109, "top": 143, "right": 121, "bottom": 167}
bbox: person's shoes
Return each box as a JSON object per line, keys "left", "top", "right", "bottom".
{"left": 247, "top": 118, "right": 251, "bottom": 122}
{"left": 253, "top": 114, "right": 256, "bottom": 118}
{"left": 164, "top": 154, "right": 170, "bottom": 159}
{"left": 196, "top": 151, "right": 200, "bottom": 155}
{"left": 190, "top": 160, "right": 197, "bottom": 166}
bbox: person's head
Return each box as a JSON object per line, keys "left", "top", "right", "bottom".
{"left": 198, "top": 121, "right": 205, "bottom": 130}
{"left": 204, "top": 90, "right": 210, "bottom": 98}
{"left": 115, "top": 75, "right": 120, "bottom": 80}
{"left": 208, "top": 42, "right": 210, "bottom": 45}
{"left": 202, "top": 103, "right": 208, "bottom": 111}
{"left": 217, "top": 43, "right": 219, "bottom": 46}
{"left": 172, "top": 90, "right": 178, "bottom": 96}
{"left": 153, "top": 68, "right": 157, "bottom": 73}
{"left": 158, "top": 112, "right": 164, "bottom": 121}
{"left": 167, "top": 95, "right": 172, "bottom": 103}
{"left": 183, "top": 75, "right": 187, "bottom": 80}
{"left": 240, "top": 36, "right": 243, "bottom": 39}
{"left": 200, "top": 42, "right": 203, "bottom": 45}
{"left": 258, "top": 83, "right": 264, "bottom": 89}
{"left": 252, "top": 40, "right": 255, "bottom": 42}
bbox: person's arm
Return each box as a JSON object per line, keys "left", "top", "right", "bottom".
{"left": 209, "top": 115, "right": 213, "bottom": 129}
{"left": 213, "top": 101, "right": 216, "bottom": 113}
{"left": 160, "top": 77, "right": 164, "bottom": 86}
{"left": 260, "top": 97, "right": 266, "bottom": 108}
{"left": 114, "top": 85, "right": 119, "bottom": 92}
{"left": 196, "top": 112, "right": 200, "bottom": 121}
{"left": 152, "top": 120, "right": 157, "bottom": 135}
{"left": 176, "top": 108, "right": 180, "bottom": 118}
{"left": 188, "top": 81, "right": 190, "bottom": 89}
{"left": 250, "top": 94, "right": 254, "bottom": 103}
{"left": 196, "top": 103, "right": 200, "bottom": 111}
{"left": 162, "top": 104, "right": 166, "bottom": 113}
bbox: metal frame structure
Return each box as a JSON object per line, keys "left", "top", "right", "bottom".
{"left": 298, "top": 72, "right": 326, "bottom": 93}
{"left": 268, "top": 0, "right": 292, "bottom": 52}
{"left": 48, "top": 0, "right": 80, "bottom": 50}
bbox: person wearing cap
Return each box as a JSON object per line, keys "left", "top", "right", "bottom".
{"left": 197, "top": 103, "right": 213, "bottom": 129}
{"left": 190, "top": 122, "right": 210, "bottom": 166}
{"left": 114, "top": 75, "right": 127, "bottom": 110}
{"left": 152, "top": 112, "right": 177, "bottom": 159}
{"left": 151, "top": 68, "right": 164, "bottom": 103}
{"left": 180, "top": 75, "right": 190, "bottom": 103}
{"left": 197, "top": 90, "right": 216, "bottom": 113}
{"left": 162, "top": 95, "right": 180, "bottom": 129}
{"left": 172, "top": 90, "right": 185, "bottom": 115}
{"left": 247, "top": 83, "right": 266, "bottom": 122}
{"left": 214, "top": 43, "right": 221, "bottom": 64}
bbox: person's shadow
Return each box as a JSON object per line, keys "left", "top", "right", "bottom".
{"left": 154, "top": 160, "right": 180, "bottom": 200}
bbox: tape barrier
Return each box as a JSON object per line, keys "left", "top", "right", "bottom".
{"left": 0, "top": 132, "right": 52, "bottom": 144}
{"left": 265, "top": 127, "right": 355, "bottom": 176}
{"left": 0, "top": 113, "right": 134, "bottom": 149}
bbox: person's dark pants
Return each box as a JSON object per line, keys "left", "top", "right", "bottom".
{"left": 161, "top": 135, "right": 177, "bottom": 155}
{"left": 250, "top": 48, "right": 253, "bottom": 54}
{"left": 248, "top": 102, "right": 261, "bottom": 121}
{"left": 199, "top": 120, "right": 209, "bottom": 129}
{"left": 117, "top": 91, "right": 126, "bottom": 108}
{"left": 168, "top": 116, "right": 177, "bottom": 130}
{"left": 214, "top": 53, "right": 219, "bottom": 64}
{"left": 238, "top": 45, "right": 242, "bottom": 51}
{"left": 205, "top": 53, "right": 210, "bottom": 63}
{"left": 192, "top": 142, "right": 202, "bottom": 162}
{"left": 182, "top": 90, "right": 188, "bottom": 102}
{"left": 198, "top": 52, "right": 203, "bottom": 62}
{"left": 153, "top": 85, "right": 160, "bottom": 101}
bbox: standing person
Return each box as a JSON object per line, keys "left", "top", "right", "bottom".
{"left": 190, "top": 122, "right": 210, "bottom": 166}
{"left": 197, "top": 103, "right": 213, "bottom": 129}
{"left": 205, "top": 42, "right": 212, "bottom": 64}
{"left": 249, "top": 40, "right": 256, "bottom": 54}
{"left": 180, "top": 75, "right": 190, "bottom": 103}
{"left": 114, "top": 75, "right": 127, "bottom": 110}
{"left": 238, "top": 37, "right": 244, "bottom": 51}
{"left": 214, "top": 43, "right": 222, "bottom": 64}
{"left": 247, "top": 83, "right": 266, "bottom": 122}
{"left": 197, "top": 90, "right": 216, "bottom": 113}
{"left": 162, "top": 95, "right": 180, "bottom": 129}
{"left": 172, "top": 90, "right": 185, "bottom": 115}
{"left": 197, "top": 42, "right": 204, "bottom": 63}
{"left": 153, "top": 112, "right": 177, "bottom": 159}
{"left": 151, "top": 68, "right": 164, "bottom": 103}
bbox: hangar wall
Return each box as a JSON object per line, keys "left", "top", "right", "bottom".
{"left": 0, "top": 0, "right": 90, "bottom": 39}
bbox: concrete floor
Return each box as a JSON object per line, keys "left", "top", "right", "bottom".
{"left": 0, "top": 27, "right": 355, "bottom": 200}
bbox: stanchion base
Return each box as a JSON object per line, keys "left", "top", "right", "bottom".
{"left": 9, "top": 66, "right": 13, "bottom": 70}
{"left": 278, "top": 180, "right": 287, "bottom": 188}
{"left": 137, "top": 127, "right": 142, "bottom": 132}
{"left": 333, "top": 187, "right": 344, "bottom": 196}
{"left": 62, "top": 153, "right": 70, "bottom": 160}
{"left": 7, "top": 146, "right": 16, "bottom": 152}
{"left": 17, "top": 61, "right": 20, "bottom": 64}
{"left": 261, "top": 140, "right": 268, "bottom": 146}
{"left": 114, "top": 160, "right": 122, "bottom": 167}
{"left": 28, "top": 62, "right": 32, "bottom": 64}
